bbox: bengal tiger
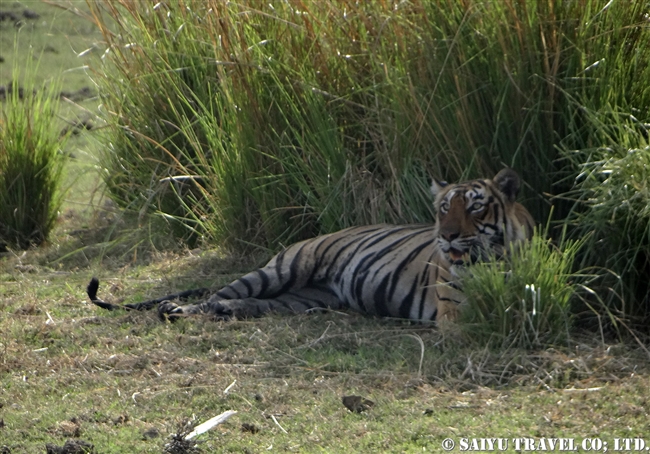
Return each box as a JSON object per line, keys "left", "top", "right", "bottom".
{"left": 87, "top": 168, "right": 534, "bottom": 323}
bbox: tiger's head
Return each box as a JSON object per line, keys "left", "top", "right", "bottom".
{"left": 431, "top": 168, "right": 534, "bottom": 265}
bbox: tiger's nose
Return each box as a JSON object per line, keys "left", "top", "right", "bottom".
{"left": 441, "top": 232, "right": 460, "bottom": 242}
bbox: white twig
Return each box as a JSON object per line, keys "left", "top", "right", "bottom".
{"left": 406, "top": 333, "right": 425, "bottom": 377}
{"left": 563, "top": 387, "right": 602, "bottom": 393}
{"left": 185, "top": 410, "right": 238, "bottom": 440}
{"left": 159, "top": 175, "right": 204, "bottom": 183}
{"left": 223, "top": 379, "right": 237, "bottom": 395}
{"left": 270, "top": 414, "right": 288, "bottom": 434}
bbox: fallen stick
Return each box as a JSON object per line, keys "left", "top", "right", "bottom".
{"left": 185, "top": 410, "right": 238, "bottom": 440}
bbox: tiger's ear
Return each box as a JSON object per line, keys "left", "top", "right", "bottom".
{"left": 493, "top": 168, "right": 520, "bottom": 202}
{"left": 430, "top": 178, "right": 448, "bottom": 197}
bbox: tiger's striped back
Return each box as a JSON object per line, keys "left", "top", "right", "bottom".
{"left": 215, "top": 225, "right": 454, "bottom": 320}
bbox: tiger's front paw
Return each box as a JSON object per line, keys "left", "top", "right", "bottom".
{"left": 158, "top": 301, "right": 184, "bottom": 322}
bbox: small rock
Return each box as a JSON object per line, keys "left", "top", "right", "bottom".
{"left": 45, "top": 439, "right": 94, "bottom": 454}
{"left": 58, "top": 420, "right": 81, "bottom": 438}
{"left": 342, "top": 395, "right": 374, "bottom": 413}
{"left": 112, "top": 414, "right": 129, "bottom": 425}
{"left": 22, "top": 9, "right": 40, "bottom": 20}
{"left": 142, "top": 427, "right": 160, "bottom": 439}
{"left": 241, "top": 423, "right": 259, "bottom": 434}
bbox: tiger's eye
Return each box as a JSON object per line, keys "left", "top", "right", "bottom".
{"left": 471, "top": 202, "right": 484, "bottom": 211}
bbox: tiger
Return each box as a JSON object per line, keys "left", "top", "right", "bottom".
{"left": 86, "top": 168, "right": 534, "bottom": 323}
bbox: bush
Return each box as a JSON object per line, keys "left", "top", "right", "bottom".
{"left": 0, "top": 77, "right": 69, "bottom": 250}
{"left": 459, "top": 230, "right": 586, "bottom": 348}
{"left": 566, "top": 129, "right": 650, "bottom": 326}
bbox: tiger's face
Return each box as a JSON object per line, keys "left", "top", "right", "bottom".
{"left": 431, "top": 168, "right": 532, "bottom": 265}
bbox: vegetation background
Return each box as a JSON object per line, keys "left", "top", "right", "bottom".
{"left": 89, "top": 0, "right": 650, "bottom": 326}
{"left": 1, "top": 0, "right": 649, "bottom": 452}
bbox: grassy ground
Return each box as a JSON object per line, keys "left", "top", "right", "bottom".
{"left": 2, "top": 249, "right": 650, "bottom": 453}
{"left": 1, "top": 2, "right": 650, "bottom": 453}
{"left": 0, "top": 0, "right": 98, "bottom": 89}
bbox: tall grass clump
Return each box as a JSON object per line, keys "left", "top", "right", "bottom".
{"left": 555, "top": 1, "right": 650, "bottom": 324}
{"left": 459, "top": 230, "right": 586, "bottom": 348}
{"left": 564, "top": 119, "right": 650, "bottom": 326}
{"left": 86, "top": 1, "right": 643, "bottom": 244}
{"left": 0, "top": 70, "right": 69, "bottom": 251}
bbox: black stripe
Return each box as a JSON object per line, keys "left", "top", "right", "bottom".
{"left": 216, "top": 285, "right": 241, "bottom": 299}
{"left": 325, "top": 227, "right": 387, "bottom": 279}
{"left": 437, "top": 296, "right": 456, "bottom": 302}
{"left": 274, "top": 248, "right": 287, "bottom": 281}
{"left": 353, "top": 229, "right": 431, "bottom": 314}
{"left": 386, "top": 238, "right": 434, "bottom": 301}
{"left": 309, "top": 234, "right": 351, "bottom": 282}
{"left": 276, "top": 242, "right": 307, "bottom": 295}
{"left": 333, "top": 227, "right": 411, "bottom": 283}
{"left": 492, "top": 202, "right": 500, "bottom": 229}
{"left": 353, "top": 229, "right": 430, "bottom": 284}
{"left": 437, "top": 291, "right": 462, "bottom": 305}
{"left": 398, "top": 278, "right": 419, "bottom": 319}
{"left": 219, "top": 267, "right": 271, "bottom": 299}
{"left": 353, "top": 268, "right": 369, "bottom": 311}
{"left": 416, "top": 263, "right": 432, "bottom": 320}
{"left": 376, "top": 230, "right": 431, "bottom": 264}
{"left": 373, "top": 273, "right": 391, "bottom": 317}
{"left": 347, "top": 230, "right": 416, "bottom": 309}
{"left": 239, "top": 276, "right": 253, "bottom": 296}
{"left": 255, "top": 269, "right": 270, "bottom": 296}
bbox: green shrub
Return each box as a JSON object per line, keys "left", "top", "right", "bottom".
{"left": 459, "top": 230, "right": 585, "bottom": 348}
{"left": 0, "top": 77, "right": 69, "bottom": 250}
{"left": 565, "top": 124, "right": 650, "bottom": 326}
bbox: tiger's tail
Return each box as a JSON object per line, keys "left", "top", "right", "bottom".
{"left": 86, "top": 277, "right": 123, "bottom": 311}
{"left": 86, "top": 277, "right": 211, "bottom": 311}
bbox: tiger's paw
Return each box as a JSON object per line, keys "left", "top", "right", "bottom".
{"left": 204, "top": 301, "right": 234, "bottom": 321}
{"left": 158, "top": 302, "right": 184, "bottom": 322}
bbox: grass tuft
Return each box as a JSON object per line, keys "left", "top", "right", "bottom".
{"left": 459, "top": 229, "right": 586, "bottom": 348}
{"left": 565, "top": 135, "right": 650, "bottom": 326}
{"left": 0, "top": 56, "right": 70, "bottom": 251}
